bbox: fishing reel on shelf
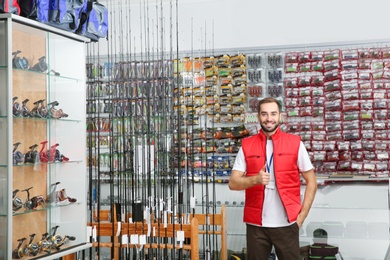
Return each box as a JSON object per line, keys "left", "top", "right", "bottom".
{"left": 47, "top": 182, "right": 77, "bottom": 204}
{"left": 13, "top": 142, "right": 24, "bottom": 165}
{"left": 22, "top": 187, "right": 45, "bottom": 211}
{"left": 47, "top": 225, "right": 76, "bottom": 251}
{"left": 48, "top": 101, "right": 68, "bottom": 119}
{"left": 12, "top": 96, "right": 31, "bottom": 117}
{"left": 55, "top": 148, "right": 69, "bottom": 162}
{"left": 12, "top": 96, "right": 22, "bottom": 117}
{"left": 26, "top": 233, "right": 40, "bottom": 257}
{"left": 12, "top": 189, "right": 24, "bottom": 213}
{"left": 39, "top": 141, "right": 57, "bottom": 163}
{"left": 37, "top": 232, "right": 51, "bottom": 253}
{"left": 53, "top": 235, "right": 76, "bottom": 250}
{"left": 30, "top": 99, "right": 48, "bottom": 118}
{"left": 48, "top": 226, "right": 62, "bottom": 250}
{"left": 24, "top": 144, "right": 39, "bottom": 164}
{"left": 30, "top": 56, "right": 48, "bottom": 73}
{"left": 12, "top": 237, "right": 28, "bottom": 259}
{"left": 21, "top": 98, "right": 31, "bottom": 117}
{"left": 12, "top": 50, "right": 29, "bottom": 70}
{"left": 39, "top": 141, "right": 69, "bottom": 163}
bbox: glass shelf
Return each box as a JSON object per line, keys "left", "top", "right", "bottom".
{"left": 13, "top": 67, "right": 83, "bottom": 82}
{"left": 27, "top": 243, "right": 91, "bottom": 260}
{"left": 12, "top": 201, "right": 81, "bottom": 217}
{"left": 13, "top": 160, "right": 83, "bottom": 167}
{"left": 13, "top": 116, "right": 82, "bottom": 123}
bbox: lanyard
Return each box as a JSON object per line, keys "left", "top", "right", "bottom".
{"left": 266, "top": 153, "right": 274, "bottom": 173}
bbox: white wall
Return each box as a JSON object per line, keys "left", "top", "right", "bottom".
{"left": 99, "top": 0, "right": 390, "bottom": 55}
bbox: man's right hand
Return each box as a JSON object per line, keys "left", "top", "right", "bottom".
{"left": 257, "top": 164, "right": 270, "bottom": 185}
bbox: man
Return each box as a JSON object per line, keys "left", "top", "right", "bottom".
{"left": 229, "top": 97, "right": 317, "bottom": 260}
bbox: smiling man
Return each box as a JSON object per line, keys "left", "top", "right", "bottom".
{"left": 229, "top": 97, "right": 317, "bottom": 260}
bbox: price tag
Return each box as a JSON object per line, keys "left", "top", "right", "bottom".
{"left": 190, "top": 196, "right": 196, "bottom": 208}
{"left": 116, "top": 222, "right": 121, "bottom": 236}
{"left": 87, "top": 226, "right": 92, "bottom": 237}
{"left": 130, "top": 234, "right": 139, "bottom": 245}
{"left": 159, "top": 199, "right": 164, "bottom": 211}
{"left": 163, "top": 211, "right": 167, "bottom": 228}
{"left": 167, "top": 199, "right": 172, "bottom": 212}
{"left": 139, "top": 234, "right": 146, "bottom": 245}
{"left": 122, "top": 234, "right": 128, "bottom": 244}
{"left": 176, "top": 231, "right": 184, "bottom": 242}
{"left": 92, "top": 226, "right": 97, "bottom": 242}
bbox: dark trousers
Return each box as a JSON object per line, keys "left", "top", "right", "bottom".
{"left": 246, "top": 223, "right": 300, "bottom": 260}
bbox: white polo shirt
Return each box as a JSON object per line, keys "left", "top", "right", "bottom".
{"left": 232, "top": 140, "right": 313, "bottom": 227}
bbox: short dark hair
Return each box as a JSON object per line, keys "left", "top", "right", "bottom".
{"left": 257, "top": 97, "right": 282, "bottom": 114}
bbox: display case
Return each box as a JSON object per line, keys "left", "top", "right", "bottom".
{"left": 0, "top": 14, "right": 90, "bottom": 259}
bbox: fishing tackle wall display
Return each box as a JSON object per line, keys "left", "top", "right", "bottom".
{"left": 172, "top": 54, "right": 250, "bottom": 179}
{"left": 283, "top": 47, "right": 390, "bottom": 177}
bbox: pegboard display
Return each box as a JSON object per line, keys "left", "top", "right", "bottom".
{"left": 172, "top": 54, "right": 250, "bottom": 178}
{"left": 283, "top": 47, "right": 390, "bottom": 177}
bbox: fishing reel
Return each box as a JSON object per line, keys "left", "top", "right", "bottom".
{"left": 48, "top": 226, "right": 63, "bottom": 249}
{"left": 39, "top": 141, "right": 57, "bottom": 163}
{"left": 48, "top": 101, "right": 68, "bottom": 119}
{"left": 30, "top": 56, "right": 48, "bottom": 73}
{"left": 12, "top": 189, "right": 24, "bottom": 213}
{"left": 27, "top": 233, "right": 40, "bottom": 256}
{"left": 13, "top": 96, "right": 22, "bottom": 117}
{"left": 39, "top": 141, "right": 69, "bottom": 163}
{"left": 12, "top": 50, "right": 29, "bottom": 70}
{"left": 37, "top": 232, "right": 51, "bottom": 253}
{"left": 13, "top": 142, "right": 24, "bottom": 165}
{"left": 47, "top": 225, "right": 76, "bottom": 251}
{"left": 12, "top": 237, "right": 28, "bottom": 259}
{"left": 22, "top": 187, "right": 45, "bottom": 211}
{"left": 47, "top": 182, "right": 77, "bottom": 204}
{"left": 30, "top": 99, "right": 47, "bottom": 118}
{"left": 24, "top": 144, "right": 39, "bottom": 164}
{"left": 21, "top": 98, "right": 31, "bottom": 117}
{"left": 53, "top": 235, "right": 76, "bottom": 251}
{"left": 55, "top": 148, "right": 69, "bottom": 162}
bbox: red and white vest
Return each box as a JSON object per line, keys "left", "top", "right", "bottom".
{"left": 241, "top": 128, "right": 301, "bottom": 226}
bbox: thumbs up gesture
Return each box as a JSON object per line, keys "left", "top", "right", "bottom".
{"left": 258, "top": 164, "right": 270, "bottom": 185}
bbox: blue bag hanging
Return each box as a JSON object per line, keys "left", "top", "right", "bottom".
{"left": 76, "top": 1, "right": 108, "bottom": 41}
{"left": 0, "top": 0, "right": 21, "bottom": 14}
{"left": 18, "top": 0, "right": 49, "bottom": 22}
{"left": 72, "top": 0, "right": 87, "bottom": 29}
{"left": 48, "top": 0, "right": 67, "bottom": 23}
{"left": 47, "top": 0, "right": 86, "bottom": 32}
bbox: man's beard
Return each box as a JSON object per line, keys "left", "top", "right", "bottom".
{"left": 260, "top": 122, "right": 279, "bottom": 133}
